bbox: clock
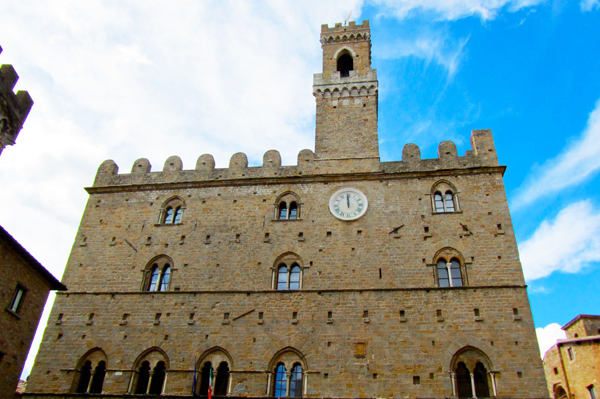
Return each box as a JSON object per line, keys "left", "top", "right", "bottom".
{"left": 329, "top": 188, "right": 368, "bottom": 221}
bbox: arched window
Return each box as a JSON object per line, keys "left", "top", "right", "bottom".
{"left": 159, "top": 197, "right": 185, "bottom": 224}
{"left": 456, "top": 362, "right": 471, "bottom": 398}
{"left": 76, "top": 361, "right": 92, "bottom": 393}
{"left": 279, "top": 202, "right": 288, "bottom": 220}
{"left": 144, "top": 257, "right": 173, "bottom": 292}
{"left": 274, "top": 363, "right": 287, "bottom": 398}
{"left": 274, "top": 253, "right": 303, "bottom": 290}
{"left": 159, "top": 266, "right": 171, "bottom": 291}
{"left": 337, "top": 51, "right": 354, "bottom": 78}
{"left": 431, "top": 181, "right": 459, "bottom": 213}
{"left": 436, "top": 257, "right": 463, "bottom": 288}
{"left": 555, "top": 386, "right": 568, "bottom": 399}
{"left": 149, "top": 361, "right": 166, "bottom": 394}
{"left": 89, "top": 361, "right": 106, "bottom": 393}
{"left": 474, "top": 362, "right": 490, "bottom": 398}
{"left": 289, "top": 265, "right": 301, "bottom": 290}
{"left": 434, "top": 192, "right": 445, "bottom": 212}
{"left": 289, "top": 364, "right": 303, "bottom": 397}
{"left": 445, "top": 191, "right": 456, "bottom": 212}
{"left": 450, "top": 347, "right": 495, "bottom": 398}
{"left": 275, "top": 192, "right": 301, "bottom": 220}
{"left": 215, "top": 361, "right": 230, "bottom": 396}
{"left": 277, "top": 265, "right": 289, "bottom": 290}
{"left": 289, "top": 202, "right": 298, "bottom": 220}
{"left": 72, "top": 348, "right": 107, "bottom": 394}
{"left": 131, "top": 349, "right": 169, "bottom": 395}
{"left": 199, "top": 361, "right": 213, "bottom": 397}
{"left": 269, "top": 348, "right": 306, "bottom": 398}
{"left": 135, "top": 361, "right": 151, "bottom": 394}
{"left": 195, "top": 347, "right": 233, "bottom": 397}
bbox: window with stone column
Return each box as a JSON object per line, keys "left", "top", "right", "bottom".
{"left": 130, "top": 348, "right": 169, "bottom": 395}
{"left": 195, "top": 347, "right": 233, "bottom": 397}
{"left": 432, "top": 247, "right": 468, "bottom": 288}
{"left": 268, "top": 348, "right": 307, "bottom": 398}
{"left": 158, "top": 196, "right": 186, "bottom": 224}
{"left": 72, "top": 348, "right": 107, "bottom": 394}
{"left": 431, "top": 180, "right": 460, "bottom": 214}
{"left": 142, "top": 256, "right": 173, "bottom": 292}
{"left": 449, "top": 346, "right": 496, "bottom": 398}
{"left": 272, "top": 253, "right": 304, "bottom": 290}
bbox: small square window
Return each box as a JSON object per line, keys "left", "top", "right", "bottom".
{"left": 567, "top": 347, "right": 574, "bottom": 360}
{"left": 9, "top": 285, "right": 26, "bottom": 314}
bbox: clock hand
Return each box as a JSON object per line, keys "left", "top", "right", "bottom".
{"left": 347, "top": 194, "right": 350, "bottom": 208}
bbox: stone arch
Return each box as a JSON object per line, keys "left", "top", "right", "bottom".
{"left": 554, "top": 384, "right": 568, "bottom": 399}
{"left": 158, "top": 195, "right": 186, "bottom": 224}
{"left": 268, "top": 347, "right": 308, "bottom": 372}
{"left": 268, "top": 347, "right": 308, "bottom": 398}
{"left": 450, "top": 346, "right": 494, "bottom": 398}
{"left": 431, "top": 179, "right": 459, "bottom": 195}
{"left": 432, "top": 246, "right": 468, "bottom": 288}
{"left": 196, "top": 347, "right": 234, "bottom": 397}
{"left": 71, "top": 348, "right": 108, "bottom": 394}
{"left": 132, "top": 158, "right": 151, "bottom": 174}
{"left": 431, "top": 179, "right": 460, "bottom": 213}
{"left": 130, "top": 347, "right": 170, "bottom": 395}
{"left": 273, "top": 252, "right": 304, "bottom": 290}
{"left": 163, "top": 155, "right": 183, "bottom": 171}
{"left": 197, "top": 346, "right": 234, "bottom": 369}
{"left": 132, "top": 347, "right": 170, "bottom": 369}
{"left": 450, "top": 346, "right": 493, "bottom": 372}
{"left": 142, "top": 255, "right": 174, "bottom": 292}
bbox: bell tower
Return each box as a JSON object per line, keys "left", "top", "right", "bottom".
{"left": 313, "top": 21, "right": 379, "bottom": 163}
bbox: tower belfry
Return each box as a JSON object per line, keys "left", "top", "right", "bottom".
{"left": 313, "top": 21, "right": 379, "bottom": 164}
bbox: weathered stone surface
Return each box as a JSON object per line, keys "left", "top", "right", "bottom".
{"left": 27, "top": 20, "right": 548, "bottom": 399}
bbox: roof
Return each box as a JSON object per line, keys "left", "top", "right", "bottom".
{"left": 562, "top": 314, "right": 600, "bottom": 330}
{"left": 0, "top": 224, "right": 66, "bottom": 291}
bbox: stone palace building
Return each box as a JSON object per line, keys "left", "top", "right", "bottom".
{"left": 26, "top": 21, "right": 548, "bottom": 398}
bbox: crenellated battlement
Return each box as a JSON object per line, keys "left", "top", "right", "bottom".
{"left": 91, "top": 129, "right": 501, "bottom": 189}
{"left": 320, "top": 21, "right": 371, "bottom": 44}
{"left": 0, "top": 45, "right": 34, "bottom": 157}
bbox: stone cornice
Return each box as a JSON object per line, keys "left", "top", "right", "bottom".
{"left": 85, "top": 165, "right": 506, "bottom": 195}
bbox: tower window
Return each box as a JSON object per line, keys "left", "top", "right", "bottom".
{"left": 337, "top": 52, "right": 354, "bottom": 78}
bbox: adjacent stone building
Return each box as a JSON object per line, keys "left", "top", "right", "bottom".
{"left": 0, "top": 45, "right": 66, "bottom": 398}
{"left": 543, "top": 315, "right": 600, "bottom": 399}
{"left": 26, "top": 21, "right": 548, "bottom": 398}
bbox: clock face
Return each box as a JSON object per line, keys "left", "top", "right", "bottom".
{"left": 329, "top": 188, "right": 368, "bottom": 221}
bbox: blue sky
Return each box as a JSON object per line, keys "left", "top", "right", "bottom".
{"left": 0, "top": 0, "right": 599, "bottom": 378}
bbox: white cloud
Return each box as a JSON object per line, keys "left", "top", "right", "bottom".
{"left": 376, "top": 32, "right": 470, "bottom": 77}
{"left": 536, "top": 323, "right": 566, "bottom": 358}
{"left": 371, "top": 0, "right": 546, "bottom": 20}
{"left": 513, "top": 98, "right": 600, "bottom": 210}
{"left": 519, "top": 200, "right": 600, "bottom": 281}
{"left": 580, "top": 0, "right": 600, "bottom": 11}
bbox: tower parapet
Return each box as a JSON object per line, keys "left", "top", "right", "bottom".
{"left": 0, "top": 45, "right": 33, "bottom": 157}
